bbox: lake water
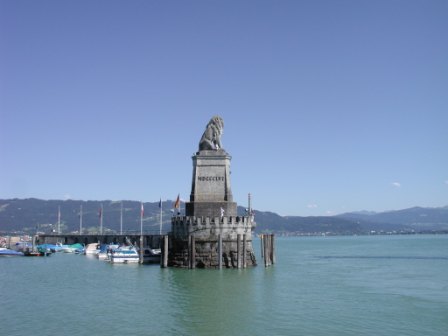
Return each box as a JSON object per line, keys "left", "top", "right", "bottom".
{"left": 1, "top": 235, "right": 447, "bottom": 336}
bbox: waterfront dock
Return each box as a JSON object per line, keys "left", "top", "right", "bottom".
{"left": 36, "top": 233, "right": 163, "bottom": 249}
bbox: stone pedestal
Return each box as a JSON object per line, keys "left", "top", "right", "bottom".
{"left": 185, "top": 150, "right": 237, "bottom": 218}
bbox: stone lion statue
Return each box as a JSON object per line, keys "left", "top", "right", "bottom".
{"left": 198, "top": 116, "right": 225, "bottom": 151}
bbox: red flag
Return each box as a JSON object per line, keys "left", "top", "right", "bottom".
{"left": 174, "top": 194, "right": 180, "bottom": 209}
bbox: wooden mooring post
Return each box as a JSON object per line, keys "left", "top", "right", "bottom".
{"left": 237, "top": 234, "right": 242, "bottom": 269}
{"left": 263, "top": 234, "right": 269, "bottom": 267}
{"left": 139, "top": 235, "right": 144, "bottom": 264}
{"left": 161, "top": 235, "right": 168, "bottom": 268}
{"left": 260, "top": 234, "right": 264, "bottom": 259}
{"left": 243, "top": 233, "right": 247, "bottom": 268}
{"left": 261, "top": 234, "right": 275, "bottom": 267}
{"left": 188, "top": 234, "right": 196, "bottom": 269}
{"left": 218, "top": 234, "right": 222, "bottom": 269}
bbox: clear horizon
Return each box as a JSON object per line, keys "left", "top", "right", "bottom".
{"left": 1, "top": 1, "right": 447, "bottom": 216}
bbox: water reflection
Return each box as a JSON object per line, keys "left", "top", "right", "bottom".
{"left": 165, "top": 268, "right": 259, "bottom": 335}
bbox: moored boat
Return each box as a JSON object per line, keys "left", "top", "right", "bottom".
{"left": 0, "top": 247, "right": 24, "bottom": 257}
{"left": 12, "top": 241, "right": 32, "bottom": 252}
{"left": 22, "top": 235, "right": 52, "bottom": 256}
{"left": 140, "top": 247, "right": 161, "bottom": 264}
{"left": 23, "top": 246, "right": 52, "bottom": 257}
{"left": 108, "top": 245, "right": 139, "bottom": 264}
{"left": 97, "top": 244, "right": 120, "bottom": 260}
{"left": 38, "top": 243, "right": 62, "bottom": 253}
{"left": 84, "top": 243, "right": 100, "bottom": 255}
{"left": 61, "top": 243, "right": 84, "bottom": 253}
{"left": 60, "top": 245, "right": 75, "bottom": 253}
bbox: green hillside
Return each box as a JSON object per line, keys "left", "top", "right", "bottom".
{"left": 1, "top": 198, "right": 447, "bottom": 235}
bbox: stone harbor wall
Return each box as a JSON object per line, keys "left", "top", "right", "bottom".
{"left": 169, "top": 215, "right": 257, "bottom": 268}
{"left": 168, "top": 237, "right": 257, "bottom": 268}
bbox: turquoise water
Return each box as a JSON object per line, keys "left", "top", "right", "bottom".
{"left": 1, "top": 235, "right": 447, "bottom": 336}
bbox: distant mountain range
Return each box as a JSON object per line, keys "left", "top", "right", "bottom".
{"left": 1, "top": 198, "right": 447, "bottom": 235}
{"left": 336, "top": 206, "right": 448, "bottom": 233}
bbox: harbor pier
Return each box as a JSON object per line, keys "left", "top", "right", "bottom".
{"left": 36, "top": 234, "right": 162, "bottom": 249}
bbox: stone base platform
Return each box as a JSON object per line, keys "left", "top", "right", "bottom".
{"left": 169, "top": 215, "right": 256, "bottom": 268}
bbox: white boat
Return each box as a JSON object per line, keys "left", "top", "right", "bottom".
{"left": 97, "top": 244, "right": 119, "bottom": 260}
{"left": 84, "top": 243, "right": 100, "bottom": 255}
{"left": 97, "top": 251, "right": 108, "bottom": 260}
{"left": 108, "top": 245, "right": 139, "bottom": 264}
{"left": 0, "top": 247, "right": 24, "bottom": 256}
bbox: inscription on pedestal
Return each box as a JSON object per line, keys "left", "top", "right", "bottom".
{"left": 198, "top": 176, "right": 225, "bottom": 181}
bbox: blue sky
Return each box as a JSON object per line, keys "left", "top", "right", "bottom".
{"left": 1, "top": 0, "right": 447, "bottom": 216}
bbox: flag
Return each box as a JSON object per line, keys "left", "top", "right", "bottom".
{"left": 98, "top": 207, "right": 102, "bottom": 218}
{"left": 174, "top": 194, "right": 180, "bottom": 209}
{"left": 158, "top": 198, "right": 162, "bottom": 208}
{"left": 141, "top": 203, "right": 144, "bottom": 217}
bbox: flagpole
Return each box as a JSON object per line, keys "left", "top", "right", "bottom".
{"left": 248, "top": 193, "right": 251, "bottom": 222}
{"left": 140, "top": 202, "right": 143, "bottom": 236}
{"left": 100, "top": 203, "right": 103, "bottom": 235}
{"left": 120, "top": 201, "right": 123, "bottom": 235}
{"left": 79, "top": 204, "right": 83, "bottom": 235}
{"left": 247, "top": 193, "right": 251, "bottom": 232}
{"left": 57, "top": 206, "right": 61, "bottom": 234}
{"left": 159, "top": 198, "right": 163, "bottom": 235}
{"left": 140, "top": 202, "right": 144, "bottom": 263}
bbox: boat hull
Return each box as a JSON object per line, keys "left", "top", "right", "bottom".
{"left": 141, "top": 248, "right": 161, "bottom": 264}
{"left": 0, "top": 248, "right": 24, "bottom": 257}
{"left": 84, "top": 243, "right": 100, "bottom": 255}
{"left": 109, "top": 256, "right": 139, "bottom": 264}
{"left": 108, "top": 246, "right": 139, "bottom": 264}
